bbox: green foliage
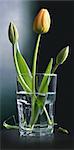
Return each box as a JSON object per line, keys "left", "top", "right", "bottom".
{"left": 13, "top": 43, "right": 32, "bottom": 92}
{"left": 30, "top": 58, "right": 53, "bottom": 126}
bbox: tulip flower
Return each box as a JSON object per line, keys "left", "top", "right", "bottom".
{"left": 8, "top": 22, "right": 19, "bottom": 44}
{"left": 52, "top": 46, "right": 69, "bottom": 73}
{"left": 56, "top": 46, "right": 69, "bottom": 65}
{"left": 33, "top": 8, "right": 51, "bottom": 34}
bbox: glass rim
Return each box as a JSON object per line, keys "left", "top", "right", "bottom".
{"left": 34, "top": 73, "right": 57, "bottom": 77}
{"left": 16, "top": 91, "right": 56, "bottom": 96}
{"left": 16, "top": 73, "right": 57, "bottom": 77}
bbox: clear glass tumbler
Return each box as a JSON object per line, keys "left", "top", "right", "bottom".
{"left": 16, "top": 73, "right": 57, "bottom": 136}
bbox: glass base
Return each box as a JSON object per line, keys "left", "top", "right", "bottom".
{"left": 19, "top": 124, "right": 54, "bottom": 137}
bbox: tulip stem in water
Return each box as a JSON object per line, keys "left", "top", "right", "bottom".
{"left": 30, "top": 34, "right": 41, "bottom": 126}
{"left": 44, "top": 106, "right": 52, "bottom": 125}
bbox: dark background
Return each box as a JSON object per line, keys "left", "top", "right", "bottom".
{"left": 0, "top": 0, "right": 73, "bottom": 149}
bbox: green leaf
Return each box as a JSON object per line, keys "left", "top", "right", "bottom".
{"left": 37, "top": 58, "right": 53, "bottom": 108}
{"left": 30, "top": 100, "right": 40, "bottom": 127}
{"left": 39, "top": 58, "right": 53, "bottom": 93}
{"left": 13, "top": 43, "right": 32, "bottom": 92}
{"left": 30, "top": 58, "right": 53, "bottom": 126}
{"left": 36, "top": 58, "right": 53, "bottom": 108}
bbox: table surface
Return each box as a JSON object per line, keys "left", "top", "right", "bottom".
{"left": 0, "top": 129, "right": 74, "bottom": 150}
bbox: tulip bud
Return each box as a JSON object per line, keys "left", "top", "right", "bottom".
{"left": 33, "top": 8, "right": 51, "bottom": 34}
{"left": 56, "top": 46, "right": 69, "bottom": 65}
{"left": 8, "top": 22, "right": 19, "bottom": 44}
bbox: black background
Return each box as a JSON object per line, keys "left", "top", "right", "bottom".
{"left": 0, "top": 0, "right": 74, "bottom": 150}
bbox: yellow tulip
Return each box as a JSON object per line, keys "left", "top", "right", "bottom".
{"left": 33, "top": 8, "right": 51, "bottom": 34}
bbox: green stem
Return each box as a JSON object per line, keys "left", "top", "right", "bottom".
{"left": 30, "top": 34, "right": 41, "bottom": 126}
{"left": 3, "top": 121, "right": 19, "bottom": 129}
{"left": 32, "top": 34, "right": 41, "bottom": 93}
{"left": 43, "top": 106, "right": 52, "bottom": 125}
{"left": 52, "top": 63, "right": 58, "bottom": 73}
{"left": 58, "top": 127, "right": 69, "bottom": 134}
